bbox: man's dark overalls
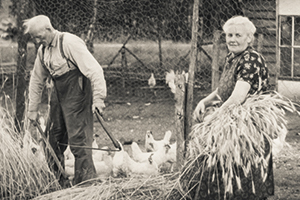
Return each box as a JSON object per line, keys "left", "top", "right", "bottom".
{"left": 45, "top": 63, "right": 96, "bottom": 186}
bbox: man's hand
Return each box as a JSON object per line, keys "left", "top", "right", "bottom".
{"left": 28, "top": 111, "right": 38, "bottom": 126}
{"left": 93, "top": 101, "right": 105, "bottom": 115}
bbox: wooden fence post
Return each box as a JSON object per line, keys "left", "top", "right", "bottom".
{"left": 211, "top": 30, "right": 222, "bottom": 91}
{"left": 121, "top": 48, "right": 127, "bottom": 88}
{"left": 85, "top": 0, "right": 98, "bottom": 53}
{"left": 174, "top": 72, "right": 186, "bottom": 171}
{"left": 185, "top": 0, "right": 199, "bottom": 143}
{"left": 14, "top": 0, "right": 30, "bottom": 133}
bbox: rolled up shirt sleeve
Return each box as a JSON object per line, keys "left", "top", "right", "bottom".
{"left": 28, "top": 47, "right": 49, "bottom": 112}
{"left": 62, "top": 33, "right": 107, "bottom": 105}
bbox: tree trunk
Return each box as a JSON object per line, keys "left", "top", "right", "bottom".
{"left": 211, "top": 30, "right": 222, "bottom": 91}
{"left": 174, "top": 73, "right": 186, "bottom": 171}
{"left": 185, "top": 0, "right": 200, "bottom": 141}
{"left": 85, "top": 0, "right": 98, "bottom": 53}
{"left": 14, "top": 0, "right": 30, "bottom": 133}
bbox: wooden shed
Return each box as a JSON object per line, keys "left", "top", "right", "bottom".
{"left": 243, "top": 0, "right": 300, "bottom": 100}
{"left": 242, "top": 0, "right": 277, "bottom": 87}
{"left": 276, "top": 0, "right": 300, "bottom": 100}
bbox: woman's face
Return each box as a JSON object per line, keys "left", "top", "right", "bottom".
{"left": 225, "top": 24, "right": 251, "bottom": 54}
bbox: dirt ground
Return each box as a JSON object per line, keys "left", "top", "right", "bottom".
{"left": 95, "top": 100, "right": 300, "bottom": 200}
{"left": 270, "top": 111, "right": 300, "bottom": 200}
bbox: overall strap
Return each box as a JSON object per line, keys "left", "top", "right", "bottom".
{"left": 40, "top": 45, "right": 49, "bottom": 73}
{"left": 59, "top": 33, "right": 78, "bottom": 68}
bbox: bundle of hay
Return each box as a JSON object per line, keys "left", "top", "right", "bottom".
{"left": 0, "top": 107, "right": 60, "bottom": 199}
{"left": 34, "top": 174, "right": 178, "bottom": 200}
{"left": 168, "top": 92, "right": 298, "bottom": 199}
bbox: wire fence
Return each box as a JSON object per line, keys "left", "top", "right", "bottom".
{"left": 0, "top": 0, "right": 277, "bottom": 106}
{"left": 0, "top": 0, "right": 280, "bottom": 192}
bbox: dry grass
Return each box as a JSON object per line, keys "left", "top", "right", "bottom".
{"left": 0, "top": 105, "right": 60, "bottom": 199}
{"left": 175, "top": 91, "right": 298, "bottom": 196}
{"left": 34, "top": 173, "right": 178, "bottom": 200}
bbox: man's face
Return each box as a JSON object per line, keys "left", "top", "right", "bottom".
{"left": 225, "top": 24, "right": 251, "bottom": 54}
{"left": 31, "top": 29, "right": 49, "bottom": 46}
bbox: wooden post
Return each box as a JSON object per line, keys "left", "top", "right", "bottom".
{"left": 14, "top": 0, "right": 30, "bottom": 133}
{"left": 198, "top": 16, "right": 203, "bottom": 65}
{"left": 275, "top": 0, "right": 279, "bottom": 91}
{"left": 185, "top": 0, "right": 199, "bottom": 141}
{"left": 158, "top": 20, "right": 163, "bottom": 69}
{"left": 121, "top": 47, "right": 127, "bottom": 88}
{"left": 174, "top": 72, "right": 186, "bottom": 171}
{"left": 85, "top": 0, "right": 98, "bottom": 53}
{"left": 211, "top": 30, "right": 222, "bottom": 91}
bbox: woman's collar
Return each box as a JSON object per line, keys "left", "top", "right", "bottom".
{"left": 226, "top": 46, "right": 252, "bottom": 61}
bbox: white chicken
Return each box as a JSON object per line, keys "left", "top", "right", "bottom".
{"left": 23, "top": 130, "right": 47, "bottom": 163}
{"left": 64, "top": 145, "right": 74, "bottom": 161}
{"left": 94, "top": 151, "right": 113, "bottom": 178}
{"left": 65, "top": 142, "right": 113, "bottom": 180}
{"left": 112, "top": 141, "right": 159, "bottom": 177}
{"left": 150, "top": 142, "right": 177, "bottom": 172}
{"left": 148, "top": 72, "right": 157, "bottom": 96}
{"left": 38, "top": 116, "right": 46, "bottom": 132}
{"left": 131, "top": 141, "right": 176, "bottom": 169}
{"left": 272, "top": 122, "right": 289, "bottom": 158}
{"left": 166, "top": 141, "right": 176, "bottom": 163}
{"left": 165, "top": 70, "right": 176, "bottom": 94}
{"left": 65, "top": 149, "right": 113, "bottom": 180}
{"left": 145, "top": 130, "right": 172, "bottom": 152}
{"left": 182, "top": 70, "right": 189, "bottom": 83}
{"left": 64, "top": 137, "right": 100, "bottom": 161}
{"left": 165, "top": 70, "right": 189, "bottom": 94}
{"left": 148, "top": 72, "right": 156, "bottom": 88}
{"left": 92, "top": 139, "right": 102, "bottom": 160}
{"left": 131, "top": 141, "right": 166, "bottom": 164}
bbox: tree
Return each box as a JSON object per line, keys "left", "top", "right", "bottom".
{"left": 10, "top": 0, "right": 33, "bottom": 133}
{"left": 201, "top": 0, "right": 243, "bottom": 39}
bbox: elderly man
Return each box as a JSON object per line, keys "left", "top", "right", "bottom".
{"left": 24, "top": 15, "right": 106, "bottom": 186}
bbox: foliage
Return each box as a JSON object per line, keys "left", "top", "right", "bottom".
{"left": 7, "top": 0, "right": 243, "bottom": 42}
{"left": 201, "top": 0, "right": 243, "bottom": 39}
{"left": 0, "top": 105, "right": 61, "bottom": 199}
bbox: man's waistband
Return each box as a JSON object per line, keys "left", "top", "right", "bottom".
{"left": 51, "top": 68, "right": 80, "bottom": 80}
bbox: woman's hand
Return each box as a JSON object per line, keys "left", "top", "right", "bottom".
{"left": 193, "top": 100, "right": 206, "bottom": 122}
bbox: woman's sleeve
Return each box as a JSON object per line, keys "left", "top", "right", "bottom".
{"left": 236, "top": 52, "right": 267, "bottom": 90}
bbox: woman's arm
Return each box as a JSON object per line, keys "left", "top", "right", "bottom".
{"left": 193, "top": 88, "right": 220, "bottom": 120}
{"left": 201, "top": 89, "right": 220, "bottom": 106}
{"left": 220, "top": 80, "right": 250, "bottom": 109}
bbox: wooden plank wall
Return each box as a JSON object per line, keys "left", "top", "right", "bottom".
{"left": 242, "top": 0, "right": 277, "bottom": 87}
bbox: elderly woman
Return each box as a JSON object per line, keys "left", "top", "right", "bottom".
{"left": 167, "top": 16, "right": 278, "bottom": 200}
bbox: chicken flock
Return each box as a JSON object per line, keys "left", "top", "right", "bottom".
{"left": 24, "top": 117, "right": 177, "bottom": 182}
{"left": 64, "top": 129, "right": 177, "bottom": 180}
